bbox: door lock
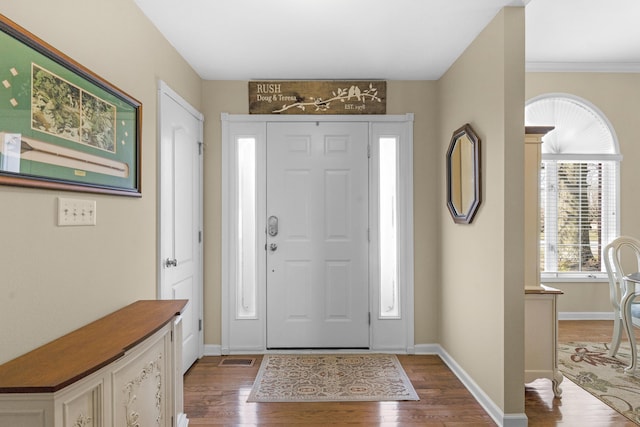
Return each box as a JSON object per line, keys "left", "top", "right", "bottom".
{"left": 268, "top": 215, "right": 279, "bottom": 236}
{"left": 269, "top": 243, "right": 278, "bottom": 252}
{"left": 165, "top": 258, "right": 178, "bottom": 268}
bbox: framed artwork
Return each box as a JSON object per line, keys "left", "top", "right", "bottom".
{"left": 0, "top": 14, "right": 142, "bottom": 196}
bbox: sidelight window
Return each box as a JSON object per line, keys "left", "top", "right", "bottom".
{"left": 236, "top": 137, "right": 257, "bottom": 318}
{"left": 379, "top": 137, "right": 399, "bottom": 318}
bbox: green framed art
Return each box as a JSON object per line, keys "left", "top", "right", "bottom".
{"left": 0, "top": 14, "right": 142, "bottom": 196}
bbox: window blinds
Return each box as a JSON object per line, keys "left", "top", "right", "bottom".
{"left": 540, "top": 160, "right": 618, "bottom": 276}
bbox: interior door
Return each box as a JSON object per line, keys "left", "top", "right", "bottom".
{"left": 159, "top": 83, "right": 203, "bottom": 373}
{"left": 266, "top": 121, "right": 369, "bottom": 348}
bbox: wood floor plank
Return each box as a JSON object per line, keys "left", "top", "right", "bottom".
{"left": 184, "top": 321, "right": 638, "bottom": 426}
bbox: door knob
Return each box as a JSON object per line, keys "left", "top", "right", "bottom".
{"left": 165, "top": 258, "right": 178, "bottom": 267}
{"left": 269, "top": 243, "right": 278, "bottom": 252}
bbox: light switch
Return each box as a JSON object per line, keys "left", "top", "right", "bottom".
{"left": 57, "top": 197, "right": 96, "bottom": 226}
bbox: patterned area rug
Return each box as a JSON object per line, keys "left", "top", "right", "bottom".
{"left": 558, "top": 342, "right": 640, "bottom": 424}
{"left": 247, "top": 354, "right": 419, "bottom": 402}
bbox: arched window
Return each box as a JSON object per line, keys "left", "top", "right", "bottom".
{"left": 525, "top": 94, "right": 621, "bottom": 280}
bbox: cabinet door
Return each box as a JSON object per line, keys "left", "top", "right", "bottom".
{"left": 0, "top": 397, "right": 51, "bottom": 427}
{"left": 58, "top": 382, "right": 102, "bottom": 427}
{"left": 111, "top": 327, "right": 170, "bottom": 427}
{"left": 525, "top": 294, "right": 555, "bottom": 376}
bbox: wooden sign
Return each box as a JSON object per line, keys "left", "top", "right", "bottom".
{"left": 249, "top": 81, "right": 386, "bottom": 115}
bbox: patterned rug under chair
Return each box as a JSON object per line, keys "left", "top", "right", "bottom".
{"left": 558, "top": 342, "right": 640, "bottom": 425}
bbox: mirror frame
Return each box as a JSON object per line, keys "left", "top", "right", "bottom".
{"left": 446, "top": 123, "right": 481, "bottom": 224}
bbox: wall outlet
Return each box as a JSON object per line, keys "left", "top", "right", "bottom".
{"left": 58, "top": 197, "right": 96, "bottom": 226}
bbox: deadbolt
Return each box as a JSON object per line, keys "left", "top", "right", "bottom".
{"left": 268, "top": 215, "right": 279, "bottom": 237}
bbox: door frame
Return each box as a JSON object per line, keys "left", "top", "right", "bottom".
{"left": 221, "top": 113, "right": 414, "bottom": 354}
{"left": 157, "top": 80, "right": 204, "bottom": 361}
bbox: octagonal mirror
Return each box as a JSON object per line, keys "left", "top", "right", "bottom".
{"left": 446, "top": 123, "right": 481, "bottom": 224}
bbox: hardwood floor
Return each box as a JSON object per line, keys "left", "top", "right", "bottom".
{"left": 183, "top": 321, "right": 639, "bottom": 426}
{"left": 525, "top": 320, "right": 640, "bottom": 426}
{"left": 184, "top": 354, "right": 496, "bottom": 426}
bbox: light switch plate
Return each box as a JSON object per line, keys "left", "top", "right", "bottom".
{"left": 57, "top": 197, "right": 96, "bottom": 226}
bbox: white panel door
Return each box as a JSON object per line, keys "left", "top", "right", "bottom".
{"left": 266, "top": 122, "right": 369, "bottom": 348}
{"left": 159, "top": 83, "right": 203, "bottom": 373}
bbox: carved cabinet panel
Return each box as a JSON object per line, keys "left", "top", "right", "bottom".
{"left": 112, "top": 328, "right": 170, "bottom": 427}
{"left": 57, "top": 380, "right": 102, "bottom": 427}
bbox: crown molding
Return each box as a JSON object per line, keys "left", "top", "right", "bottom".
{"left": 526, "top": 62, "right": 640, "bottom": 73}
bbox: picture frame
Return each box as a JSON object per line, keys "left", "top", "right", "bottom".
{"left": 0, "top": 14, "right": 142, "bottom": 197}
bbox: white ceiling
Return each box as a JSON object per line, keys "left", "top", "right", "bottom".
{"left": 134, "top": 0, "right": 640, "bottom": 80}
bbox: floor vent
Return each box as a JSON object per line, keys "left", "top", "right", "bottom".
{"left": 218, "top": 357, "right": 256, "bottom": 367}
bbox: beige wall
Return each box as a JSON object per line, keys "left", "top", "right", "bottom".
{"left": 201, "top": 81, "right": 246, "bottom": 346}
{"left": 1, "top": 2, "right": 572, "bottom": 419}
{"left": 389, "top": 82, "right": 440, "bottom": 344}
{"left": 526, "top": 73, "right": 640, "bottom": 313}
{"left": 200, "top": 81, "right": 441, "bottom": 345}
{"left": 438, "top": 8, "right": 525, "bottom": 414}
{"left": 0, "top": 0, "right": 202, "bottom": 364}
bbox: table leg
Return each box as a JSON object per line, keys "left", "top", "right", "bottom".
{"left": 622, "top": 291, "right": 638, "bottom": 374}
{"left": 552, "top": 370, "right": 563, "bottom": 397}
{"left": 609, "top": 315, "right": 623, "bottom": 356}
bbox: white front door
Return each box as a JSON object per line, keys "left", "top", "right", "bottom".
{"left": 266, "top": 122, "right": 369, "bottom": 348}
{"left": 159, "top": 82, "right": 203, "bottom": 373}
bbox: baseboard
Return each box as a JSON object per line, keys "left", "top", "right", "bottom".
{"left": 415, "top": 344, "right": 528, "bottom": 427}
{"left": 502, "top": 413, "right": 528, "bottom": 427}
{"left": 559, "top": 311, "right": 614, "bottom": 321}
{"left": 204, "top": 344, "right": 222, "bottom": 356}
{"left": 176, "top": 412, "right": 189, "bottom": 427}
{"left": 413, "top": 344, "right": 440, "bottom": 354}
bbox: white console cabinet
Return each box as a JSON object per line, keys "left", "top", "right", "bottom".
{"left": 523, "top": 127, "right": 563, "bottom": 397}
{"left": 0, "top": 300, "right": 188, "bottom": 427}
{"left": 525, "top": 286, "right": 563, "bottom": 397}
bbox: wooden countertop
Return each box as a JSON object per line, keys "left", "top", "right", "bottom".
{"left": 525, "top": 126, "right": 555, "bottom": 136}
{"left": 525, "top": 284, "right": 563, "bottom": 295}
{"left": 0, "top": 299, "right": 188, "bottom": 393}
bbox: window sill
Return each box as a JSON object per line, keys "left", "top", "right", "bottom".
{"left": 541, "top": 275, "right": 608, "bottom": 283}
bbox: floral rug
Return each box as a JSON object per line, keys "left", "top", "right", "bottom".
{"left": 247, "top": 354, "right": 419, "bottom": 402}
{"left": 558, "top": 342, "right": 640, "bottom": 424}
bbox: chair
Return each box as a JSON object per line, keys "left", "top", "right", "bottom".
{"left": 603, "top": 236, "right": 640, "bottom": 357}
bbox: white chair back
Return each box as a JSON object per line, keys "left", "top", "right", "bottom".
{"left": 603, "top": 236, "right": 640, "bottom": 366}
{"left": 604, "top": 236, "right": 640, "bottom": 313}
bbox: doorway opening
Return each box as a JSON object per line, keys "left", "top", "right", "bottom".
{"left": 221, "top": 114, "right": 414, "bottom": 353}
